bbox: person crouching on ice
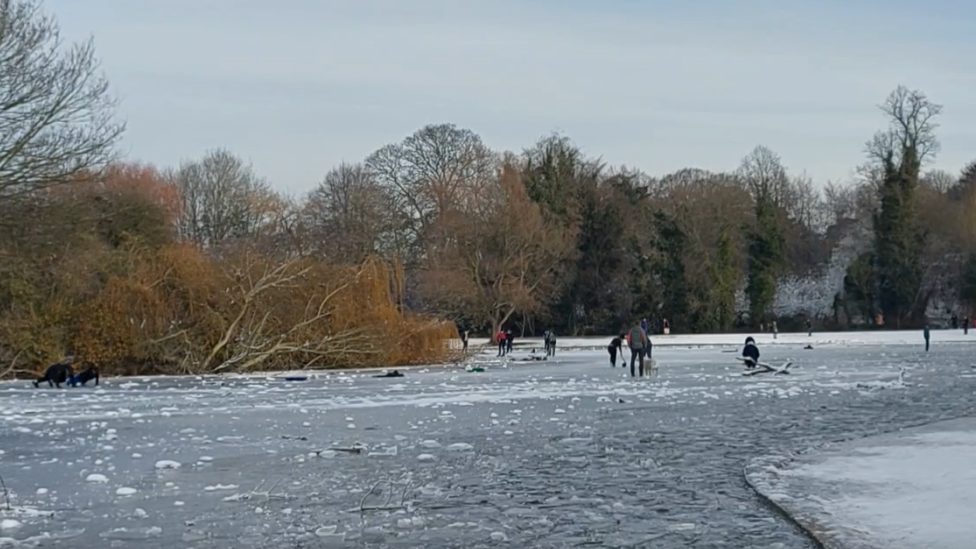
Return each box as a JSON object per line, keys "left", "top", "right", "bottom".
{"left": 608, "top": 334, "right": 624, "bottom": 367}
{"left": 67, "top": 365, "right": 99, "bottom": 387}
{"left": 742, "top": 337, "right": 760, "bottom": 369}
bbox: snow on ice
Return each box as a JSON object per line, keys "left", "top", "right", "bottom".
{"left": 0, "top": 330, "right": 972, "bottom": 547}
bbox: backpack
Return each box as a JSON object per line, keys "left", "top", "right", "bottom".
{"left": 628, "top": 327, "right": 645, "bottom": 349}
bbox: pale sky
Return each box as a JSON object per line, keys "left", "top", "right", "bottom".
{"left": 47, "top": 0, "right": 976, "bottom": 194}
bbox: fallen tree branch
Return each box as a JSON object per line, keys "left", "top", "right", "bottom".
{"left": 221, "top": 478, "right": 287, "bottom": 502}
{"left": 357, "top": 477, "right": 414, "bottom": 514}
{"left": 0, "top": 350, "right": 25, "bottom": 380}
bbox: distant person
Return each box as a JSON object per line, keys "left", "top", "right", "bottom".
{"left": 627, "top": 323, "right": 648, "bottom": 377}
{"left": 662, "top": 318, "right": 670, "bottom": 335}
{"left": 923, "top": 325, "right": 930, "bottom": 352}
{"left": 33, "top": 357, "right": 74, "bottom": 388}
{"left": 742, "top": 337, "right": 760, "bottom": 369}
{"left": 497, "top": 330, "right": 507, "bottom": 357}
{"left": 608, "top": 334, "right": 624, "bottom": 367}
{"left": 772, "top": 321, "right": 778, "bottom": 339}
{"left": 806, "top": 319, "right": 813, "bottom": 337}
{"left": 461, "top": 330, "right": 469, "bottom": 354}
{"left": 505, "top": 329, "right": 515, "bottom": 354}
{"left": 547, "top": 330, "right": 557, "bottom": 357}
{"left": 67, "top": 365, "right": 99, "bottom": 387}
{"left": 964, "top": 317, "right": 970, "bottom": 335}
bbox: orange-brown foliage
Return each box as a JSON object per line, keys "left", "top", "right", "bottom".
{"left": 56, "top": 245, "right": 456, "bottom": 376}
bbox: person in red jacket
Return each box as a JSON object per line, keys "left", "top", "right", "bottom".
{"left": 496, "top": 330, "right": 507, "bottom": 357}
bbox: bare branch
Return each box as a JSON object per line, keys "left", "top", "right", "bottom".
{"left": 0, "top": 0, "right": 122, "bottom": 201}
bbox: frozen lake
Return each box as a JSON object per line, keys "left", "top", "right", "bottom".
{"left": 2, "top": 338, "right": 975, "bottom": 548}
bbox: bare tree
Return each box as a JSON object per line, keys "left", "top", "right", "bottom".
{"left": 922, "top": 169, "right": 955, "bottom": 194}
{"left": 365, "top": 124, "right": 497, "bottom": 251}
{"left": 418, "top": 164, "right": 573, "bottom": 332}
{"left": 0, "top": 0, "right": 122, "bottom": 202}
{"left": 738, "top": 145, "right": 790, "bottom": 207}
{"left": 865, "top": 86, "right": 942, "bottom": 169}
{"left": 783, "top": 173, "right": 826, "bottom": 232}
{"left": 172, "top": 149, "right": 280, "bottom": 248}
{"left": 301, "top": 163, "right": 403, "bottom": 263}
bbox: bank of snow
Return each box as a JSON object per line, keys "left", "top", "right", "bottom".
{"left": 745, "top": 417, "right": 976, "bottom": 549}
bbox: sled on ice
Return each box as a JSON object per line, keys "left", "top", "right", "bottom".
{"left": 736, "top": 356, "right": 793, "bottom": 376}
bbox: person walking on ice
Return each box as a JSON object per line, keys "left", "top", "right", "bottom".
{"left": 546, "top": 330, "right": 556, "bottom": 357}
{"left": 626, "top": 323, "right": 648, "bottom": 377}
{"left": 923, "top": 324, "right": 930, "bottom": 352}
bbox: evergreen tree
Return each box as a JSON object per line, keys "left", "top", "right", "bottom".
{"left": 961, "top": 252, "right": 976, "bottom": 315}
{"left": 868, "top": 86, "right": 941, "bottom": 327}
{"left": 652, "top": 211, "right": 689, "bottom": 329}
{"left": 710, "top": 228, "right": 740, "bottom": 331}
{"left": 739, "top": 146, "right": 788, "bottom": 326}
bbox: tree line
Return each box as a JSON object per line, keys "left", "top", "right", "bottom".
{"left": 2, "top": 0, "right": 974, "bottom": 376}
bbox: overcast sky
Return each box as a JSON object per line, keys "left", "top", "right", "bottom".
{"left": 47, "top": 0, "right": 976, "bottom": 194}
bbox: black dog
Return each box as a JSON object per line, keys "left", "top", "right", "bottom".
{"left": 373, "top": 370, "right": 403, "bottom": 378}
{"left": 33, "top": 362, "right": 74, "bottom": 388}
{"left": 67, "top": 366, "right": 99, "bottom": 387}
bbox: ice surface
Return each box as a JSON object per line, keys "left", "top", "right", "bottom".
{"left": 747, "top": 417, "right": 976, "bottom": 549}
{"left": 1, "top": 332, "right": 974, "bottom": 548}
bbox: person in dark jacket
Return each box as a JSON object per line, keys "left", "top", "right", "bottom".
{"left": 608, "top": 334, "right": 624, "bottom": 367}
{"left": 627, "top": 324, "right": 648, "bottom": 377}
{"left": 33, "top": 357, "right": 74, "bottom": 388}
{"left": 505, "top": 329, "right": 515, "bottom": 354}
{"left": 742, "top": 337, "right": 760, "bottom": 368}
{"left": 923, "top": 325, "right": 930, "bottom": 352}
{"left": 547, "top": 330, "right": 556, "bottom": 357}
{"left": 67, "top": 365, "right": 99, "bottom": 387}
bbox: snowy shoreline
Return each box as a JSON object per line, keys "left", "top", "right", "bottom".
{"left": 466, "top": 329, "right": 975, "bottom": 350}
{"left": 4, "top": 329, "right": 970, "bottom": 384}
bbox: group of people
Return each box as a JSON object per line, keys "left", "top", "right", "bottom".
{"left": 638, "top": 317, "right": 671, "bottom": 336}
{"left": 607, "top": 322, "right": 652, "bottom": 377}
{"left": 495, "top": 328, "right": 557, "bottom": 357}
{"left": 32, "top": 357, "right": 99, "bottom": 388}
{"left": 949, "top": 314, "right": 972, "bottom": 334}
{"left": 495, "top": 329, "right": 516, "bottom": 356}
